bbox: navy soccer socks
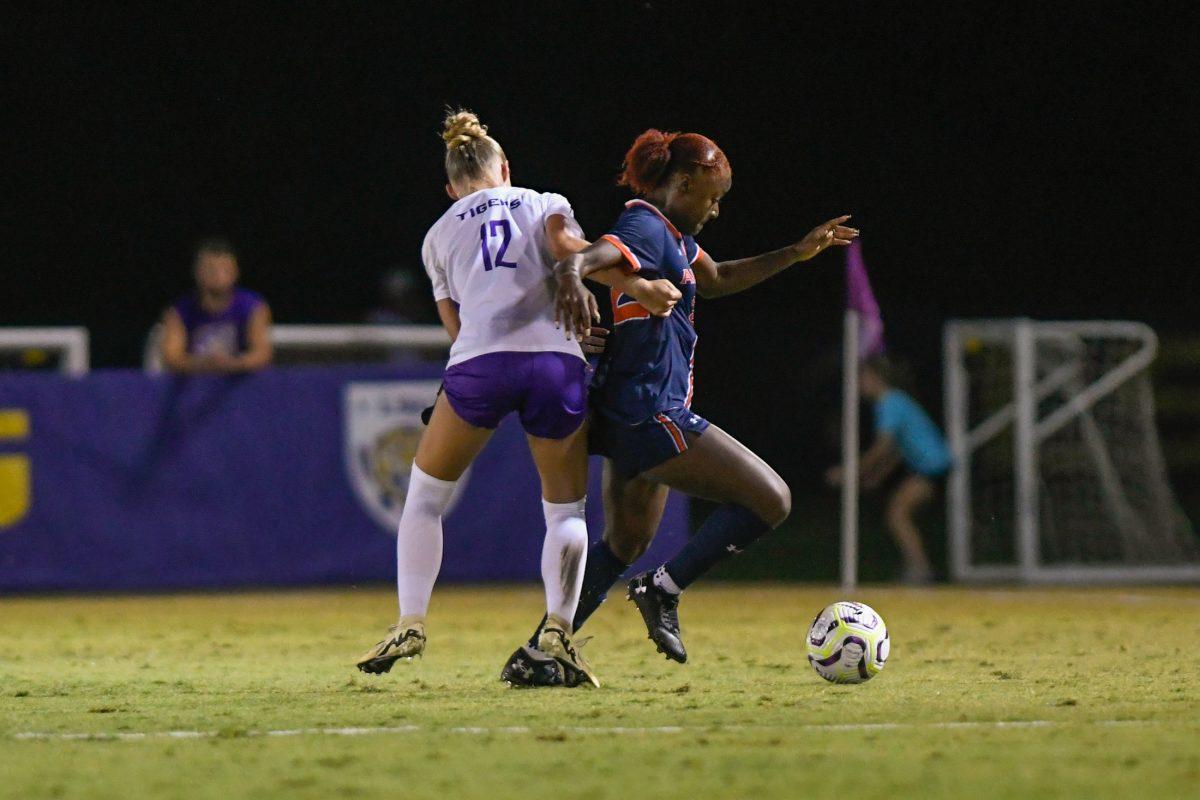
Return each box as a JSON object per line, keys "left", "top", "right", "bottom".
{"left": 572, "top": 539, "right": 630, "bottom": 629}
{"left": 656, "top": 503, "right": 769, "bottom": 592}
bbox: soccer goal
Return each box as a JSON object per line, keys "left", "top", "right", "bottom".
{"left": 0, "top": 327, "right": 90, "bottom": 375}
{"left": 943, "top": 319, "right": 1200, "bottom": 583}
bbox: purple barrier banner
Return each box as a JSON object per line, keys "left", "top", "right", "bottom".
{"left": 0, "top": 366, "right": 688, "bottom": 592}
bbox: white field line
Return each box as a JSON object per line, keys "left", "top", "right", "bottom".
{"left": 9, "top": 719, "right": 1190, "bottom": 742}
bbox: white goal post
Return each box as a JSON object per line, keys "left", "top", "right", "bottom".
{"left": 0, "top": 327, "right": 90, "bottom": 375}
{"left": 944, "top": 319, "right": 1200, "bottom": 583}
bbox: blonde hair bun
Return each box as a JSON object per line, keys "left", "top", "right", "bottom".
{"left": 442, "top": 109, "right": 489, "bottom": 151}
{"left": 440, "top": 107, "right": 504, "bottom": 186}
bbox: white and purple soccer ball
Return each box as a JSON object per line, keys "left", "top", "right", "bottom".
{"left": 806, "top": 601, "right": 890, "bottom": 684}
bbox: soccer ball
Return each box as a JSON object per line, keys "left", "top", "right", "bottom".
{"left": 806, "top": 601, "right": 890, "bottom": 683}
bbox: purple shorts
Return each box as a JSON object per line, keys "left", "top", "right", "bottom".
{"left": 442, "top": 351, "right": 588, "bottom": 439}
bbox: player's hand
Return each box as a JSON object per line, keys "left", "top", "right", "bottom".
{"left": 554, "top": 271, "right": 601, "bottom": 340}
{"left": 627, "top": 277, "right": 682, "bottom": 318}
{"left": 581, "top": 326, "right": 609, "bottom": 355}
{"left": 795, "top": 216, "right": 859, "bottom": 262}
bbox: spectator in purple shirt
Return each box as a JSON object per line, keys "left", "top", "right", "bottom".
{"left": 160, "top": 237, "right": 273, "bottom": 374}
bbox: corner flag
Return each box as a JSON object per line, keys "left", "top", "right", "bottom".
{"left": 846, "top": 239, "right": 885, "bottom": 359}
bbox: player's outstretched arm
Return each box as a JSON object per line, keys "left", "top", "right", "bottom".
{"left": 693, "top": 216, "right": 859, "bottom": 299}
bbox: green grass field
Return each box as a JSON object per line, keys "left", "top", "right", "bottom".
{"left": 2, "top": 584, "right": 1198, "bottom": 799}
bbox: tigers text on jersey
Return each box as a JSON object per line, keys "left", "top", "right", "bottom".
{"left": 421, "top": 186, "right": 586, "bottom": 368}
{"left": 591, "top": 199, "right": 706, "bottom": 425}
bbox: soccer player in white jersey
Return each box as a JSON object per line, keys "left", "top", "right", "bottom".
{"left": 356, "top": 110, "right": 681, "bottom": 686}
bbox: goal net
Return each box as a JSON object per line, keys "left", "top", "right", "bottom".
{"left": 944, "top": 319, "right": 1199, "bottom": 583}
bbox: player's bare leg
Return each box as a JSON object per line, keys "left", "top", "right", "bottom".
{"left": 886, "top": 474, "right": 935, "bottom": 584}
{"left": 603, "top": 463, "right": 671, "bottom": 565}
{"left": 627, "top": 424, "right": 790, "bottom": 663}
{"left": 641, "top": 425, "right": 790, "bottom": 526}
{"left": 357, "top": 393, "right": 493, "bottom": 674}
{"left": 413, "top": 392, "right": 497, "bottom": 481}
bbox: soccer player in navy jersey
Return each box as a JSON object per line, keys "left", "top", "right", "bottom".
{"left": 514, "top": 129, "right": 856, "bottom": 672}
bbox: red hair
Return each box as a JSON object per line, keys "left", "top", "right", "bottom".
{"left": 617, "top": 129, "right": 730, "bottom": 196}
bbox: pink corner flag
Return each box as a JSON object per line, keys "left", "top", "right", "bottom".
{"left": 846, "top": 239, "right": 885, "bottom": 358}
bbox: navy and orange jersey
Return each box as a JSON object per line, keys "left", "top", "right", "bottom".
{"left": 591, "top": 199, "right": 707, "bottom": 425}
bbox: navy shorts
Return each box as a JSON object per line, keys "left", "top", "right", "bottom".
{"left": 590, "top": 406, "right": 711, "bottom": 477}
{"left": 442, "top": 351, "right": 588, "bottom": 440}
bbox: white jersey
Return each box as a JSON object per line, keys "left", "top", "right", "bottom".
{"left": 421, "top": 186, "right": 586, "bottom": 368}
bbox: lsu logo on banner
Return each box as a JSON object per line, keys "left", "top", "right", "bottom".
{"left": 343, "top": 382, "right": 469, "bottom": 534}
{"left": 0, "top": 408, "right": 31, "bottom": 529}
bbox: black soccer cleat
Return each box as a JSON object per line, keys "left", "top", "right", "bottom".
{"left": 626, "top": 571, "right": 687, "bottom": 663}
{"left": 499, "top": 645, "right": 566, "bottom": 687}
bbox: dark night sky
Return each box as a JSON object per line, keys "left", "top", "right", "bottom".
{"left": 5, "top": 2, "right": 1198, "bottom": 474}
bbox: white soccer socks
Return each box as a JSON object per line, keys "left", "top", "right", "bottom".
{"left": 395, "top": 464, "right": 459, "bottom": 619}
{"left": 397, "top": 477, "right": 588, "bottom": 628}
{"left": 540, "top": 497, "right": 589, "bottom": 627}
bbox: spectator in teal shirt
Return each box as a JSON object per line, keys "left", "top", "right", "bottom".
{"left": 828, "top": 357, "right": 952, "bottom": 584}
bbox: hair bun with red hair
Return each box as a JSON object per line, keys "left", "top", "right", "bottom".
{"left": 617, "top": 129, "right": 678, "bottom": 195}
{"left": 618, "top": 129, "right": 729, "bottom": 196}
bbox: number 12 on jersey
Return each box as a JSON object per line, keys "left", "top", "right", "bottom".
{"left": 480, "top": 220, "right": 517, "bottom": 270}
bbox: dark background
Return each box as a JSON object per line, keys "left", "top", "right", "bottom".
{"left": 5, "top": 3, "right": 1198, "bottom": 572}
